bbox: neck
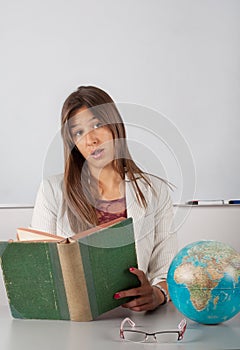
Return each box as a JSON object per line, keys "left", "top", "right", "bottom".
{"left": 89, "top": 164, "right": 125, "bottom": 200}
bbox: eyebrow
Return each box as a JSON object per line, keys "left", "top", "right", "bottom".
{"left": 69, "top": 116, "right": 97, "bottom": 130}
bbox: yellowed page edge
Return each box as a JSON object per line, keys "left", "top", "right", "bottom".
{"left": 17, "top": 227, "right": 63, "bottom": 241}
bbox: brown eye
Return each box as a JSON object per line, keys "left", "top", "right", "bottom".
{"left": 93, "top": 122, "right": 103, "bottom": 129}
{"left": 75, "top": 130, "right": 83, "bottom": 137}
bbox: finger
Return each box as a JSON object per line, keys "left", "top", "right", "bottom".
{"left": 129, "top": 267, "right": 148, "bottom": 285}
{"left": 114, "top": 286, "right": 144, "bottom": 300}
{"left": 122, "top": 295, "right": 153, "bottom": 309}
{"left": 114, "top": 283, "right": 152, "bottom": 300}
{"left": 114, "top": 268, "right": 151, "bottom": 300}
{"left": 122, "top": 299, "right": 156, "bottom": 312}
{"left": 127, "top": 303, "right": 154, "bottom": 312}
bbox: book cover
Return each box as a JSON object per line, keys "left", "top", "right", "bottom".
{"left": 0, "top": 217, "right": 139, "bottom": 321}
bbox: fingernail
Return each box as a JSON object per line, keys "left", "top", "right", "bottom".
{"left": 129, "top": 267, "right": 135, "bottom": 272}
{"left": 114, "top": 293, "right": 121, "bottom": 299}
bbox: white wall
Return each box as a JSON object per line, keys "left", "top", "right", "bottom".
{"left": 0, "top": 208, "right": 33, "bottom": 240}
{"left": 176, "top": 205, "right": 240, "bottom": 250}
{"left": 1, "top": 0, "right": 240, "bottom": 206}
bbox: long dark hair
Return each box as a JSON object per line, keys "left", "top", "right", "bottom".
{"left": 61, "top": 86, "right": 151, "bottom": 232}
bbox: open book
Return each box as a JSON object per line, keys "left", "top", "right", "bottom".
{"left": 0, "top": 217, "right": 139, "bottom": 321}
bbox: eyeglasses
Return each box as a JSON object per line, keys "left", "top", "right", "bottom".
{"left": 120, "top": 317, "right": 187, "bottom": 343}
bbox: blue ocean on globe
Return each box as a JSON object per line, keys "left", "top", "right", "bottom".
{"left": 167, "top": 240, "right": 240, "bottom": 324}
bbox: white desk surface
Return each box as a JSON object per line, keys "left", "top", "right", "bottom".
{"left": 0, "top": 302, "right": 240, "bottom": 350}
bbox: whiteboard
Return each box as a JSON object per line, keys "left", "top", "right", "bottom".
{"left": 1, "top": 0, "right": 240, "bottom": 206}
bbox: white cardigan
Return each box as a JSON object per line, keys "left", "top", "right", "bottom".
{"left": 31, "top": 174, "right": 178, "bottom": 285}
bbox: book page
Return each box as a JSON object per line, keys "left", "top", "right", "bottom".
{"left": 16, "top": 227, "right": 63, "bottom": 242}
{"left": 16, "top": 217, "right": 126, "bottom": 242}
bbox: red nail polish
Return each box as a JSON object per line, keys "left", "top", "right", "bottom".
{"left": 114, "top": 293, "right": 121, "bottom": 299}
{"left": 129, "top": 267, "right": 135, "bottom": 272}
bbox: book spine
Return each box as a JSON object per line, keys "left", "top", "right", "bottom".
{"left": 57, "top": 241, "right": 93, "bottom": 321}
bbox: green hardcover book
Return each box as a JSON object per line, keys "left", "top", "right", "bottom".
{"left": 0, "top": 217, "right": 140, "bottom": 321}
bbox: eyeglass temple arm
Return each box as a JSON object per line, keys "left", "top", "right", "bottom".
{"left": 120, "top": 317, "right": 135, "bottom": 330}
{"left": 120, "top": 317, "right": 136, "bottom": 338}
{"left": 178, "top": 319, "right": 187, "bottom": 339}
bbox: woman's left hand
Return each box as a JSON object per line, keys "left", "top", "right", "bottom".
{"left": 113, "top": 267, "right": 164, "bottom": 311}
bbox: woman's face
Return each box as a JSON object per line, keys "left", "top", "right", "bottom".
{"left": 69, "top": 106, "right": 115, "bottom": 171}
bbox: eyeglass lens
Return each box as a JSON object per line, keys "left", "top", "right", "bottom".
{"left": 123, "top": 331, "right": 146, "bottom": 342}
{"left": 155, "top": 332, "right": 179, "bottom": 342}
{"left": 123, "top": 330, "right": 179, "bottom": 343}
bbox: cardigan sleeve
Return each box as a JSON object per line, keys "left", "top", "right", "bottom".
{"left": 147, "top": 180, "right": 178, "bottom": 286}
{"left": 31, "top": 178, "right": 59, "bottom": 234}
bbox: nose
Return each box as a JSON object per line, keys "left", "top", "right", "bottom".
{"left": 85, "top": 130, "right": 98, "bottom": 146}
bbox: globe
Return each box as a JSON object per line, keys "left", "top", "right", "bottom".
{"left": 167, "top": 240, "right": 240, "bottom": 324}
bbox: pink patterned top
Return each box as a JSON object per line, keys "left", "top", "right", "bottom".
{"left": 96, "top": 197, "right": 127, "bottom": 225}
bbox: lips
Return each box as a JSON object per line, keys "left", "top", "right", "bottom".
{"left": 90, "top": 148, "right": 104, "bottom": 159}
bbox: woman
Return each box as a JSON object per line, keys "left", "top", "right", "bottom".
{"left": 31, "top": 85, "right": 178, "bottom": 312}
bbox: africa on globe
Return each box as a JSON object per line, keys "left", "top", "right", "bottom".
{"left": 167, "top": 240, "right": 240, "bottom": 324}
